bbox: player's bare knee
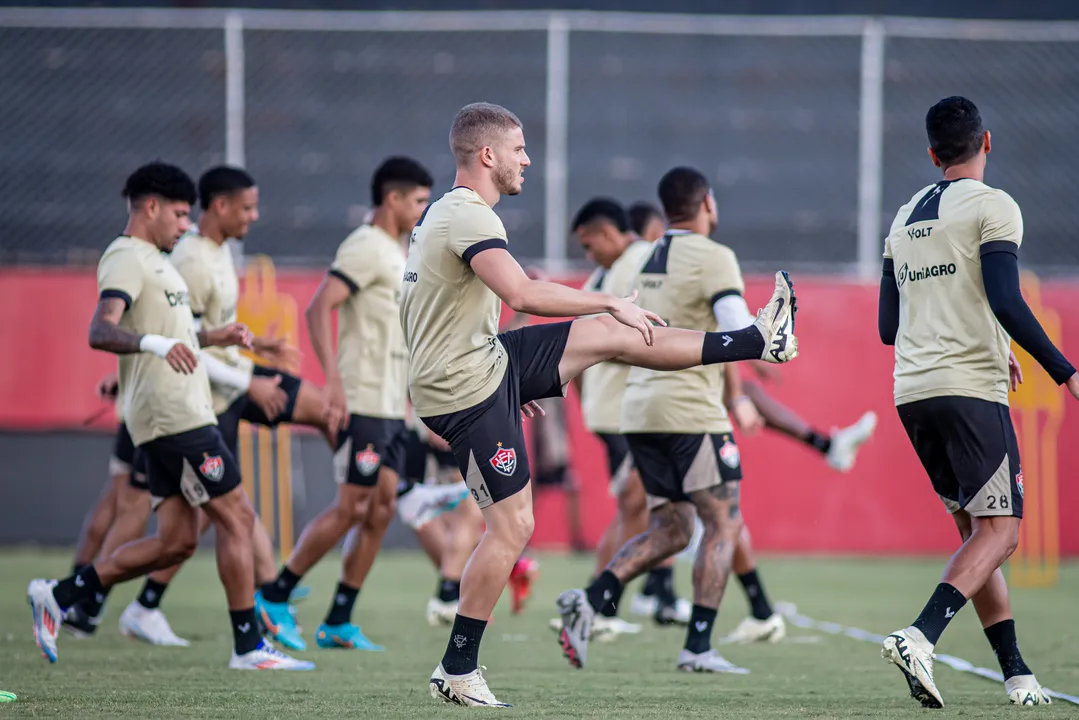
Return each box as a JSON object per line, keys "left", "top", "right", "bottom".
{"left": 367, "top": 495, "right": 395, "bottom": 531}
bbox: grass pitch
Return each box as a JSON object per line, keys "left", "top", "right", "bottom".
{"left": 1, "top": 549, "right": 1076, "bottom": 718}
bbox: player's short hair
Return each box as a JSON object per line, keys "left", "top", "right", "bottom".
{"left": 449, "top": 102, "right": 523, "bottom": 165}
{"left": 572, "top": 198, "right": 629, "bottom": 233}
{"left": 926, "top": 96, "right": 984, "bottom": 166}
{"left": 198, "top": 166, "right": 255, "bottom": 211}
{"left": 658, "top": 167, "right": 711, "bottom": 224}
{"left": 371, "top": 156, "right": 434, "bottom": 206}
{"left": 122, "top": 162, "right": 197, "bottom": 206}
{"left": 628, "top": 201, "right": 664, "bottom": 236}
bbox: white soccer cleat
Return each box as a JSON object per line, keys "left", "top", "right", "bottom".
{"left": 677, "top": 648, "right": 750, "bottom": 674}
{"left": 881, "top": 627, "right": 944, "bottom": 708}
{"left": 629, "top": 593, "right": 658, "bottom": 618}
{"left": 119, "top": 601, "right": 191, "bottom": 647}
{"left": 827, "top": 411, "right": 878, "bottom": 472}
{"left": 1005, "top": 675, "right": 1052, "bottom": 706}
{"left": 426, "top": 597, "right": 458, "bottom": 627}
{"left": 27, "top": 579, "right": 62, "bottom": 664}
{"left": 229, "top": 640, "right": 315, "bottom": 670}
{"left": 754, "top": 271, "right": 798, "bottom": 364}
{"left": 725, "top": 613, "right": 787, "bottom": 644}
{"left": 655, "top": 598, "right": 693, "bottom": 626}
{"left": 549, "top": 615, "right": 640, "bottom": 642}
{"left": 430, "top": 663, "right": 512, "bottom": 707}
{"left": 398, "top": 481, "right": 469, "bottom": 531}
{"left": 556, "top": 588, "right": 595, "bottom": 669}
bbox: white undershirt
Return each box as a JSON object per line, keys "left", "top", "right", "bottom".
{"left": 713, "top": 294, "right": 756, "bottom": 332}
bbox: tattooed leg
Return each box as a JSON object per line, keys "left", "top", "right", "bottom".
{"left": 687, "top": 481, "right": 744, "bottom": 610}
{"left": 606, "top": 502, "right": 695, "bottom": 585}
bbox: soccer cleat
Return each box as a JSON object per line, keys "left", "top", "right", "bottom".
{"left": 118, "top": 601, "right": 190, "bottom": 647}
{"left": 255, "top": 590, "right": 306, "bottom": 651}
{"left": 655, "top": 598, "right": 693, "bottom": 626}
{"left": 426, "top": 597, "right": 458, "bottom": 627}
{"left": 397, "top": 481, "right": 470, "bottom": 531}
{"left": 1005, "top": 675, "right": 1052, "bottom": 706}
{"left": 430, "top": 663, "right": 512, "bottom": 708}
{"left": 753, "top": 271, "right": 798, "bottom": 364}
{"left": 556, "top": 588, "right": 594, "bottom": 669}
{"left": 62, "top": 603, "right": 102, "bottom": 639}
{"left": 677, "top": 648, "right": 751, "bottom": 674}
{"left": 27, "top": 579, "right": 62, "bottom": 664}
{"left": 289, "top": 585, "right": 311, "bottom": 604}
{"left": 509, "top": 556, "right": 540, "bottom": 615}
{"left": 548, "top": 615, "right": 640, "bottom": 642}
{"left": 881, "top": 627, "right": 944, "bottom": 709}
{"left": 229, "top": 640, "right": 315, "bottom": 671}
{"left": 725, "top": 613, "right": 787, "bottom": 644}
{"left": 315, "top": 623, "right": 384, "bottom": 651}
{"left": 629, "top": 593, "right": 658, "bottom": 618}
{"left": 827, "top": 411, "right": 878, "bottom": 472}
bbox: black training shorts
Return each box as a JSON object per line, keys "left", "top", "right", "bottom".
{"left": 216, "top": 365, "right": 303, "bottom": 455}
{"left": 597, "top": 432, "right": 634, "bottom": 495}
{"left": 627, "top": 432, "right": 743, "bottom": 509}
{"left": 140, "top": 425, "right": 242, "bottom": 509}
{"left": 333, "top": 414, "right": 409, "bottom": 487}
{"left": 111, "top": 424, "right": 149, "bottom": 490}
{"left": 422, "top": 321, "right": 573, "bottom": 509}
{"left": 897, "top": 396, "right": 1023, "bottom": 518}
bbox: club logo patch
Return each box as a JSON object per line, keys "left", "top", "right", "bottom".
{"left": 489, "top": 442, "right": 517, "bottom": 476}
{"left": 1015, "top": 471, "right": 1024, "bottom": 498}
{"left": 200, "top": 455, "right": 224, "bottom": 482}
{"left": 718, "top": 440, "right": 740, "bottom": 469}
{"left": 355, "top": 445, "right": 381, "bottom": 476}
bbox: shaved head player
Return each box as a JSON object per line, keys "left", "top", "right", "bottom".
{"left": 402, "top": 102, "right": 799, "bottom": 708}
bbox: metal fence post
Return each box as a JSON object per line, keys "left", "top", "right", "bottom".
{"left": 544, "top": 12, "right": 570, "bottom": 272}
{"left": 857, "top": 17, "right": 885, "bottom": 281}
{"left": 225, "top": 11, "right": 246, "bottom": 168}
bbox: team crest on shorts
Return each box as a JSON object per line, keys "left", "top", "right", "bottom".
{"left": 355, "top": 445, "right": 381, "bottom": 476}
{"left": 1015, "top": 471, "right": 1025, "bottom": 498}
{"left": 489, "top": 442, "right": 517, "bottom": 476}
{"left": 718, "top": 440, "right": 740, "bottom": 469}
{"left": 200, "top": 454, "right": 224, "bottom": 482}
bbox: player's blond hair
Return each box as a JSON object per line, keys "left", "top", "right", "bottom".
{"left": 449, "top": 103, "right": 523, "bottom": 166}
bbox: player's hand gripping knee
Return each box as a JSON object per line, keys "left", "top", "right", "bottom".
{"left": 249, "top": 374, "right": 289, "bottom": 420}
{"left": 609, "top": 291, "right": 666, "bottom": 346}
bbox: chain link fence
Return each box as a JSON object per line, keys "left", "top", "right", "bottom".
{"left": 0, "top": 10, "right": 1077, "bottom": 274}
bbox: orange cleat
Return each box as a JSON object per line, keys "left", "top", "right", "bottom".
{"left": 509, "top": 556, "right": 540, "bottom": 615}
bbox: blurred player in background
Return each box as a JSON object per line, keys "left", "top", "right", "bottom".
{"left": 256, "top": 157, "right": 462, "bottom": 652}
{"left": 405, "top": 103, "right": 796, "bottom": 706}
{"left": 878, "top": 96, "right": 1074, "bottom": 708}
{"left": 627, "top": 201, "right": 666, "bottom": 243}
{"left": 572, "top": 198, "right": 689, "bottom": 630}
{"left": 558, "top": 167, "right": 773, "bottom": 673}
{"left": 29, "top": 162, "right": 310, "bottom": 670}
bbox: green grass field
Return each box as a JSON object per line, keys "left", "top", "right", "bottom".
{"left": 1, "top": 549, "right": 1077, "bottom": 718}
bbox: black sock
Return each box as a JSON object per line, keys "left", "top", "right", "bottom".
{"left": 804, "top": 431, "right": 832, "bottom": 455}
{"left": 438, "top": 577, "right": 461, "bottom": 603}
{"left": 52, "top": 566, "right": 104, "bottom": 610}
{"left": 984, "top": 619, "right": 1033, "bottom": 679}
{"left": 641, "top": 571, "right": 659, "bottom": 597}
{"left": 648, "top": 567, "right": 677, "bottom": 606}
{"left": 911, "top": 582, "right": 967, "bottom": 645}
{"left": 136, "top": 578, "right": 169, "bottom": 610}
{"left": 702, "top": 327, "right": 766, "bottom": 365}
{"left": 324, "top": 582, "right": 359, "bottom": 626}
{"left": 82, "top": 586, "right": 112, "bottom": 619}
{"left": 441, "top": 614, "right": 487, "bottom": 675}
{"left": 600, "top": 583, "right": 625, "bottom": 618}
{"left": 73, "top": 562, "right": 87, "bottom": 576}
{"left": 685, "top": 604, "right": 718, "bottom": 654}
{"left": 261, "top": 567, "right": 301, "bottom": 603}
{"left": 738, "top": 570, "right": 774, "bottom": 620}
{"left": 230, "top": 607, "right": 261, "bottom": 655}
{"left": 585, "top": 571, "right": 622, "bottom": 614}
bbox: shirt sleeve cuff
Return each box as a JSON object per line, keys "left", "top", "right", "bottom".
{"left": 100, "top": 289, "right": 132, "bottom": 309}
{"left": 462, "top": 238, "right": 508, "bottom": 265}
{"left": 328, "top": 269, "right": 359, "bottom": 294}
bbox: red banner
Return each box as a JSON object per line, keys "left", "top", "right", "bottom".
{"left": 1, "top": 267, "right": 1075, "bottom": 556}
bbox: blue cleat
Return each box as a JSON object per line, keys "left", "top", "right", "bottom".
{"left": 289, "top": 585, "right": 311, "bottom": 604}
{"left": 315, "top": 623, "right": 384, "bottom": 651}
{"left": 255, "top": 590, "right": 306, "bottom": 651}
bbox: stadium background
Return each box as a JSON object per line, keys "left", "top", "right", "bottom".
{"left": 2, "top": 0, "right": 1077, "bottom": 560}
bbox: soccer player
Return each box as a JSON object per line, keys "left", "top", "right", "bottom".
{"left": 405, "top": 103, "right": 797, "bottom": 707}
{"left": 557, "top": 166, "right": 766, "bottom": 674}
{"left": 27, "top": 162, "right": 310, "bottom": 670}
{"left": 627, "top": 201, "right": 666, "bottom": 243}
{"left": 255, "top": 157, "right": 434, "bottom": 652}
{"left": 573, "top": 198, "right": 688, "bottom": 631}
{"left": 878, "top": 97, "right": 1074, "bottom": 707}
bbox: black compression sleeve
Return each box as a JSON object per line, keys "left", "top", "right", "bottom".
{"left": 878, "top": 259, "right": 899, "bottom": 346}
{"left": 981, "top": 245, "right": 1075, "bottom": 385}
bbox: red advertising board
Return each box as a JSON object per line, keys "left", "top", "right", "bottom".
{"left": 1, "top": 267, "right": 1074, "bottom": 555}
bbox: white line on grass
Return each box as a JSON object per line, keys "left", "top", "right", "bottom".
{"left": 774, "top": 603, "right": 1079, "bottom": 706}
